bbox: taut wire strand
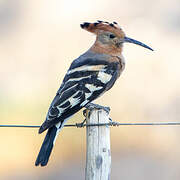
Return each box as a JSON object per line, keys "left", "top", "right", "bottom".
{"left": 0, "top": 121, "right": 180, "bottom": 128}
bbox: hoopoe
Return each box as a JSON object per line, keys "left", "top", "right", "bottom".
{"left": 35, "top": 20, "right": 153, "bottom": 166}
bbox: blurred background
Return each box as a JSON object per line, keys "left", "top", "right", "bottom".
{"left": 0, "top": 0, "right": 180, "bottom": 179}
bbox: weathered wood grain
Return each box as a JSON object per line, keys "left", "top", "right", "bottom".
{"left": 85, "top": 108, "right": 111, "bottom": 180}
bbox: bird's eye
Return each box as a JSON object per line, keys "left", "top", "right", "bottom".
{"left": 109, "top": 34, "right": 115, "bottom": 39}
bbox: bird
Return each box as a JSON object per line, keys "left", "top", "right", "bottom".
{"left": 35, "top": 20, "right": 153, "bottom": 166}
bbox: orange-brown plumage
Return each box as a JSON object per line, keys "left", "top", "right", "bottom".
{"left": 81, "top": 21, "right": 126, "bottom": 56}
{"left": 90, "top": 40, "right": 123, "bottom": 56}
{"left": 80, "top": 21, "right": 125, "bottom": 38}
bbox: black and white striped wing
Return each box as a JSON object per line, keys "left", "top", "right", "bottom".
{"left": 39, "top": 81, "right": 86, "bottom": 133}
{"left": 39, "top": 58, "right": 119, "bottom": 133}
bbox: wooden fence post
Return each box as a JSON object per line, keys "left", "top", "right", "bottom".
{"left": 85, "top": 108, "right": 111, "bottom": 180}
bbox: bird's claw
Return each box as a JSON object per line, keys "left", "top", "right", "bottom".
{"left": 85, "top": 103, "right": 110, "bottom": 114}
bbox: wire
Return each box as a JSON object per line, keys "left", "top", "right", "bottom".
{"left": 0, "top": 121, "right": 180, "bottom": 128}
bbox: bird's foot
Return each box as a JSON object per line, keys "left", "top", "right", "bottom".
{"left": 85, "top": 103, "right": 110, "bottom": 114}
{"left": 76, "top": 118, "right": 86, "bottom": 128}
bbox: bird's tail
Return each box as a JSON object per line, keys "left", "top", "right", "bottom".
{"left": 35, "top": 125, "right": 59, "bottom": 166}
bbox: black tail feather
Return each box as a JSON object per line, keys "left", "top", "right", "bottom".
{"left": 35, "top": 126, "right": 57, "bottom": 166}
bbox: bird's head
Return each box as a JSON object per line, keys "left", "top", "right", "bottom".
{"left": 80, "top": 21, "right": 153, "bottom": 55}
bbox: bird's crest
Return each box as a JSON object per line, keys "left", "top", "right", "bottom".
{"left": 80, "top": 20, "right": 125, "bottom": 38}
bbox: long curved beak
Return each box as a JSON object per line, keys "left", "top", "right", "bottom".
{"left": 124, "top": 37, "right": 153, "bottom": 51}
